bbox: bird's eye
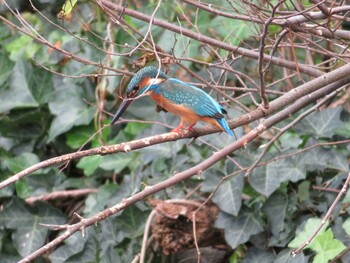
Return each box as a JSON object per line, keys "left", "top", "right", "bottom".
{"left": 133, "top": 85, "right": 139, "bottom": 91}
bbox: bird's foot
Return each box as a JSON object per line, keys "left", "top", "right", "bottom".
{"left": 172, "top": 123, "right": 196, "bottom": 135}
{"left": 171, "top": 124, "right": 184, "bottom": 134}
{"left": 187, "top": 123, "right": 196, "bottom": 132}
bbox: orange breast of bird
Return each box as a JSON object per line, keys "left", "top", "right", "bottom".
{"left": 149, "top": 91, "right": 223, "bottom": 131}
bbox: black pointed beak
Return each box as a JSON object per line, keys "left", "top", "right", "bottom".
{"left": 110, "top": 99, "right": 133, "bottom": 126}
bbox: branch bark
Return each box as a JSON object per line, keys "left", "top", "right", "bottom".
{"left": 2, "top": 61, "right": 350, "bottom": 190}
{"left": 18, "top": 67, "right": 349, "bottom": 263}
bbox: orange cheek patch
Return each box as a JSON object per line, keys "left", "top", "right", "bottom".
{"left": 140, "top": 77, "right": 150, "bottom": 89}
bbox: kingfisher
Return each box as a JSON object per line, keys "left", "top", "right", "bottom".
{"left": 110, "top": 66, "right": 234, "bottom": 137}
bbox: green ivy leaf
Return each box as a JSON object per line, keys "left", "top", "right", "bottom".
{"left": 84, "top": 184, "right": 119, "bottom": 217}
{"left": 5, "top": 35, "right": 40, "bottom": 61}
{"left": 77, "top": 155, "right": 103, "bottom": 176}
{"left": 275, "top": 249, "right": 308, "bottom": 263}
{"left": 0, "top": 198, "right": 66, "bottom": 257}
{"left": 342, "top": 218, "right": 350, "bottom": 236}
{"left": 65, "top": 125, "right": 95, "bottom": 149}
{"left": 262, "top": 191, "right": 289, "bottom": 236}
{"left": 298, "top": 181, "right": 310, "bottom": 202}
{"left": 0, "top": 51, "right": 15, "bottom": 86}
{"left": 310, "top": 229, "right": 346, "bottom": 263}
{"left": 49, "top": 230, "right": 92, "bottom": 263}
{"left": 124, "top": 122, "right": 151, "bottom": 139}
{"left": 99, "top": 153, "right": 137, "bottom": 173}
{"left": 58, "top": 0, "right": 78, "bottom": 18}
{"left": 48, "top": 81, "right": 95, "bottom": 141}
{"left": 212, "top": 173, "right": 243, "bottom": 216}
{"left": 304, "top": 147, "right": 349, "bottom": 173}
{"left": 215, "top": 207, "right": 264, "bottom": 249}
{"left": 4, "top": 152, "right": 40, "bottom": 174}
{"left": 288, "top": 218, "right": 328, "bottom": 249}
{"left": 263, "top": 155, "right": 305, "bottom": 195}
{"left": 29, "top": 66, "right": 54, "bottom": 104}
{"left": 336, "top": 121, "right": 350, "bottom": 137}
{"left": 115, "top": 205, "right": 149, "bottom": 239}
{"left": 0, "top": 60, "right": 38, "bottom": 113}
{"left": 243, "top": 247, "right": 275, "bottom": 262}
{"left": 294, "top": 107, "right": 342, "bottom": 138}
{"left": 210, "top": 17, "right": 253, "bottom": 46}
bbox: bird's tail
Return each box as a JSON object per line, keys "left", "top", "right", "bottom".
{"left": 216, "top": 118, "right": 235, "bottom": 138}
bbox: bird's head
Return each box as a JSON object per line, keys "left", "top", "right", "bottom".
{"left": 110, "top": 66, "right": 167, "bottom": 125}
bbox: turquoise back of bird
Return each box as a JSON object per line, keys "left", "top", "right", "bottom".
{"left": 136, "top": 69, "right": 234, "bottom": 137}
{"left": 153, "top": 78, "right": 226, "bottom": 118}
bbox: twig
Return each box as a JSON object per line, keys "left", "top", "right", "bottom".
{"left": 3, "top": 62, "right": 350, "bottom": 190}
{"left": 291, "top": 172, "right": 350, "bottom": 256}
{"left": 25, "top": 189, "right": 98, "bottom": 204}
{"left": 17, "top": 69, "right": 350, "bottom": 262}
{"left": 257, "top": 0, "right": 284, "bottom": 109}
{"left": 98, "top": 0, "right": 323, "bottom": 77}
{"left": 126, "top": 0, "right": 162, "bottom": 56}
{"left": 245, "top": 85, "right": 347, "bottom": 177}
{"left": 312, "top": 186, "right": 341, "bottom": 193}
{"left": 309, "top": 0, "right": 331, "bottom": 17}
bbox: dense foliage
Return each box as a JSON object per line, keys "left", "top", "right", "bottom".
{"left": 0, "top": 1, "right": 350, "bottom": 262}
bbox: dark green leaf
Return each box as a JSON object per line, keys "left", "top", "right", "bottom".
{"left": 279, "top": 133, "right": 303, "bottom": 150}
{"left": 342, "top": 218, "right": 350, "bottom": 236}
{"left": 212, "top": 173, "right": 244, "bottom": 216}
{"left": 99, "top": 153, "right": 137, "bottom": 173}
{"left": 48, "top": 81, "right": 95, "bottom": 141}
{"left": 249, "top": 153, "right": 308, "bottom": 197}
{"left": 336, "top": 121, "right": 350, "bottom": 137}
{"left": 297, "top": 181, "right": 310, "bottom": 202}
{"left": 0, "top": 198, "right": 66, "bottom": 257}
{"left": 274, "top": 249, "right": 308, "bottom": 263}
{"left": 65, "top": 125, "right": 95, "bottom": 149}
{"left": 0, "top": 51, "right": 15, "bottom": 86}
{"left": 0, "top": 60, "right": 38, "bottom": 113}
{"left": 210, "top": 17, "right": 254, "bottom": 46}
{"left": 77, "top": 155, "right": 103, "bottom": 176}
{"left": 304, "top": 147, "right": 349, "bottom": 173}
{"left": 49, "top": 230, "right": 91, "bottom": 263}
{"left": 83, "top": 184, "right": 119, "bottom": 217}
{"left": 215, "top": 207, "right": 264, "bottom": 249}
{"left": 262, "top": 191, "right": 288, "bottom": 236}
{"left": 242, "top": 247, "right": 274, "bottom": 263}
{"left": 124, "top": 122, "right": 151, "bottom": 138}
{"left": 115, "top": 205, "right": 149, "bottom": 239}
{"left": 29, "top": 66, "right": 54, "bottom": 104}
{"left": 201, "top": 166, "right": 223, "bottom": 192}
{"left": 4, "top": 152, "right": 40, "bottom": 174}
{"left": 139, "top": 142, "right": 173, "bottom": 163}
{"left": 0, "top": 108, "right": 49, "bottom": 141}
{"left": 268, "top": 155, "right": 306, "bottom": 182}
{"left": 294, "top": 107, "right": 342, "bottom": 138}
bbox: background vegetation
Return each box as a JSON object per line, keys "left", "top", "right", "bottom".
{"left": 0, "top": 0, "right": 350, "bottom": 262}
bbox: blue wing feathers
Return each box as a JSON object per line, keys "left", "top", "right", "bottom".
{"left": 158, "top": 78, "right": 234, "bottom": 137}
{"left": 161, "top": 78, "right": 225, "bottom": 117}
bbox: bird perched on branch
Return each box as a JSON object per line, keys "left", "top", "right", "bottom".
{"left": 110, "top": 66, "right": 234, "bottom": 137}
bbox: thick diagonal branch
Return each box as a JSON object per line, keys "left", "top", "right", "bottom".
{"left": 18, "top": 69, "right": 350, "bottom": 263}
